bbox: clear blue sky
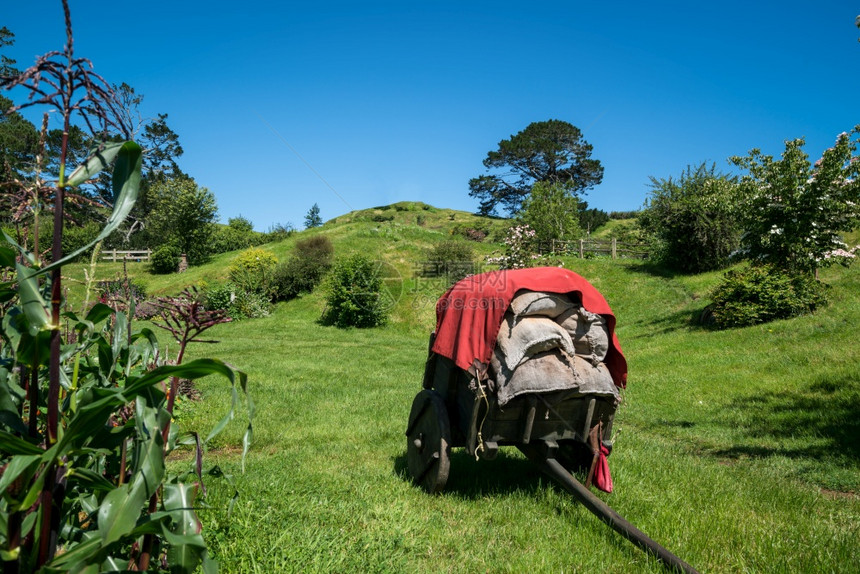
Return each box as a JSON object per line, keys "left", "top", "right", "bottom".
{"left": 6, "top": 1, "right": 860, "bottom": 230}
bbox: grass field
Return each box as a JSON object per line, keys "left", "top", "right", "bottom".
{"left": 68, "top": 211, "right": 860, "bottom": 573}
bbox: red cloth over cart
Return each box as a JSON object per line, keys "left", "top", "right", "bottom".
{"left": 431, "top": 267, "right": 627, "bottom": 388}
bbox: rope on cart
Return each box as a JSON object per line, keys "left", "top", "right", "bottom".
{"left": 473, "top": 376, "right": 491, "bottom": 461}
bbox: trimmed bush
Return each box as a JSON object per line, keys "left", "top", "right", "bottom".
{"left": 707, "top": 265, "right": 827, "bottom": 328}
{"left": 151, "top": 244, "right": 180, "bottom": 274}
{"left": 320, "top": 254, "right": 388, "bottom": 328}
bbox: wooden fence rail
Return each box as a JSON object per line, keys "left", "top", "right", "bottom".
{"left": 101, "top": 249, "right": 151, "bottom": 262}
{"left": 542, "top": 238, "right": 648, "bottom": 259}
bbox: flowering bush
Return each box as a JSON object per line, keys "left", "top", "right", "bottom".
{"left": 486, "top": 224, "right": 540, "bottom": 269}
{"left": 730, "top": 127, "right": 860, "bottom": 275}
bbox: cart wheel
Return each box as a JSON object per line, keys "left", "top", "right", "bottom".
{"left": 405, "top": 390, "right": 451, "bottom": 494}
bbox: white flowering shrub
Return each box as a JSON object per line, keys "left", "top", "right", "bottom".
{"left": 730, "top": 127, "right": 860, "bottom": 275}
{"left": 486, "top": 224, "right": 540, "bottom": 269}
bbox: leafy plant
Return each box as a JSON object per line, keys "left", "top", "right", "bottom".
{"left": 151, "top": 244, "right": 180, "bottom": 274}
{"left": 0, "top": 4, "right": 251, "bottom": 572}
{"left": 320, "top": 254, "right": 388, "bottom": 328}
{"left": 228, "top": 247, "right": 278, "bottom": 298}
{"left": 421, "top": 240, "right": 475, "bottom": 282}
{"left": 272, "top": 235, "right": 334, "bottom": 301}
{"left": 517, "top": 181, "right": 582, "bottom": 242}
{"left": 730, "top": 129, "right": 860, "bottom": 276}
{"left": 486, "top": 224, "right": 540, "bottom": 269}
{"left": 707, "top": 265, "right": 827, "bottom": 328}
{"left": 638, "top": 162, "right": 740, "bottom": 273}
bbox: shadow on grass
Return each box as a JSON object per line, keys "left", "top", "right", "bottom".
{"left": 713, "top": 372, "right": 860, "bottom": 464}
{"left": 623, "top": 307, "right": 710, "bottom": 338}
{"left": 393, "top": 448, "right": 551, "bottom": 498}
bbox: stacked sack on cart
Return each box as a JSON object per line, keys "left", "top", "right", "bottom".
{"left": 488, "top": 290, "right": 621, "bottom": 407}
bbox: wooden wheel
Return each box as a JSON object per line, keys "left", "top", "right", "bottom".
{"left": 405, "top": 390, "right": 451, "bottom": 494}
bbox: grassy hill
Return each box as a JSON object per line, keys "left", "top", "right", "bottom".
{"left": 63, "top": 205, "right": 860, "bottom": 573}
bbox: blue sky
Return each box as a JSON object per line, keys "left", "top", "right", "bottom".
{"left": 6, "top": 1, "right": 860, "bottom": 230}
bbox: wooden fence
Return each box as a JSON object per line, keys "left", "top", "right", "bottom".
{"left": 541, "top": 238, "right": 648, "bottom": 259}
{"left": 100, "top": 249, "right": 151, "bottom": 262}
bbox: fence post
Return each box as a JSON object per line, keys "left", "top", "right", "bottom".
{"left": 612, "top": 238, "right": 617, "bottom": 259}
{"left": 579, "top": 239, "right": 584, "bottom": 259}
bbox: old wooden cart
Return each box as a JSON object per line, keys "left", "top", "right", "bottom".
{"left": 405, "top": 268, "right": 697, "bottom": 573}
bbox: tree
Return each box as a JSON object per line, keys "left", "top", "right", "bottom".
{"left": 210, "top": 215, "right": 264, "bottom": 254}
{"left": 146, "top": 176, "right": 218, "bottom": 264}
{"left": 0, "top": 26, "right": 19, "bottom": 78}
{"left": 638, "top": 162, "right": 740, "bottom": 273}
{"left": 0, "top": 95, "right": 39, "bottom": 216}
{"left": 517, "top": 181, "right": 581, "bottom": 243}
{"left": 305, "top": 202, "right": 322, "bottom": 228}
{"left": 577, "top": 201, "right": 610, "bottom": 234}
{"left": 730, "top": 129, "right": 860, "bottom": 276}
{"left": 469, "top": 119, "right": 604, "bottom": 216}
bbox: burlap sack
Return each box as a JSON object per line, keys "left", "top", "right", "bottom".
{"left": 556, "top": 307, "right": 609, "bottom": 365}
{"left": 509, "top": 290, "right": 575, "bottom": 319}
{"left": 495, "top": 312, "right": 575, "bottom": 370}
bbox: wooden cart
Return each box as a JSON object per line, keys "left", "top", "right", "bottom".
{"left": 407, "top": 335, "right": 618, "bottom": 494}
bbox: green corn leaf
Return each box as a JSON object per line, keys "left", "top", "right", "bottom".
{"left": 96, "top": 482, "right": 147, "bottom": 545}
{"left": 0, "top": 429, "right": 44, "bottom": 455}
{"left": 0, "top": 243, "right": 15, "bottom": 267}
{"left": 66, "top": 467, "right": 117, "bottom": 493}
{"left": 0, "top": 454, "right": 41, "bottom": 495}
{"left": 161, "top": 500, "right": 207, "bottom": 574}
{"left": 130, "top": 398, "right": 166, "bottom": 500}
{"left": 64, "top": 141, "right": 125, "bottom": 187}
{"left": 22, "top": 141, "right": 142, "bottom": 280}
{"left": 126, "top": 359, "right": 253, "bottom": 469}
{"left": 16, "top": 263, "right": 51, "bottom": 334}
{"left": 43, "top": 536, "right": 102, "bottom": 571}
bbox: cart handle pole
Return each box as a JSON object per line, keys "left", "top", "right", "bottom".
{"left": 524, "top": 453, "right": 700, "bottom": 574}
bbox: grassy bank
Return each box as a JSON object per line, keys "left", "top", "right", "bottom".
{"left": 63, "top": 212, "right": 860, "bottom": 572}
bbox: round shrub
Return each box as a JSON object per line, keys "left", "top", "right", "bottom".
{"left": 320, "top": 254, "right": 388, "bottom": 328}
{"left": 151, "top": 245, "right": 180, "bottom": 274}
{"left": 422, "top": 240, "right": 475, "bottom": 282}
{"left": 228, "top": 247, "right": 278, "bottom": 296}
{"left": 203, "top": 282, "right": 236, "bottom": 312}
{"left": 272, "top": 235, "right": 334, "bottom": 301}
{"left": 708, "top": 265, "right": 827, "bottom": 328}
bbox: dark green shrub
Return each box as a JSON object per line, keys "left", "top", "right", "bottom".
{"left": 151, "top": 244, "right": 180, "bottom": 274}
{"left": 272, "top": 235, "right": 334, "bottom": 301}
{"left": 421, "top": 240, "right": 475, "bottom": 282}
{"left": 320, "top": 254, "right": 388, "bottom": 328}
{"left": 62, "top": 221, "right": 102, "bottom": 260}
{"left": 639, "top": 163, "right": 740, "bottom": 273}
{"left": 708, "top": 265, "right": 827, "bottom": 328}
{"left": 371, "top": 213, "right": 394, "bottom": 222}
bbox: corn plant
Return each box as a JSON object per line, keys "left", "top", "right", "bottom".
{"left": 0, "top": 3, "right": 252, "bottom": 572}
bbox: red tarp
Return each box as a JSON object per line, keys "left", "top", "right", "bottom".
{"left": 431, "top": 267, "right": 627, "bottom": 388}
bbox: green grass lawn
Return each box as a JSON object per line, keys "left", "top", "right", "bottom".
{"left": 69, "top": 215, "right": 860, "bottom": 573}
